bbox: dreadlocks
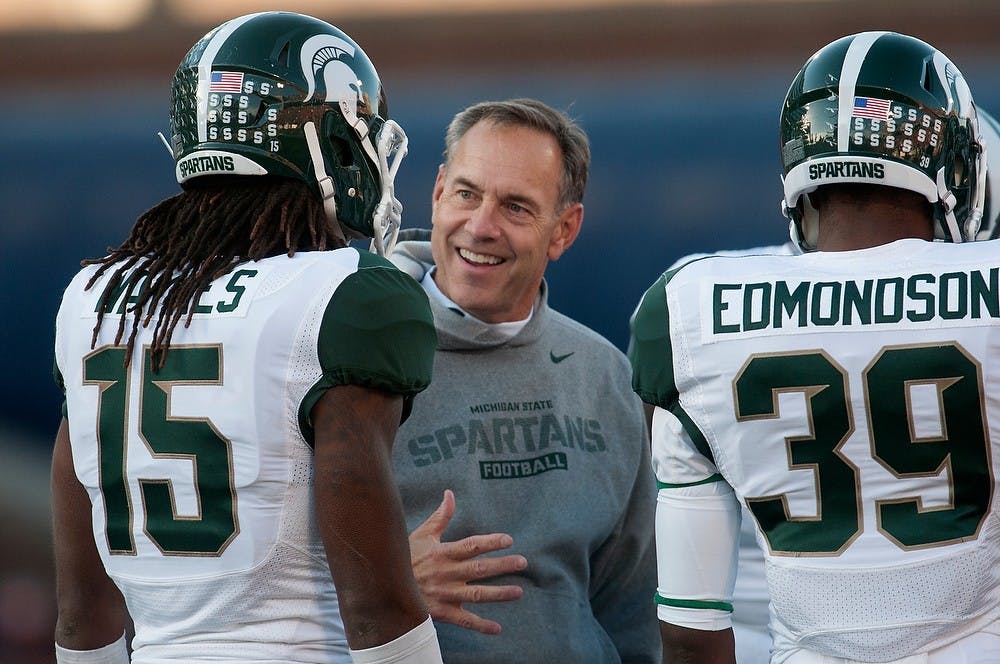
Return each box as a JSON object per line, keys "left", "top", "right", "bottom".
{"left": 85, "top": 177, "right": 342, "bottom": 368}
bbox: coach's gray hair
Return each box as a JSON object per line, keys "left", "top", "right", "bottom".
{"left": 442, "top": 98, "right": 590, "bottom": 210}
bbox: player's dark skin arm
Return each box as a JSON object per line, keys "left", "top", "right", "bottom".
{"left": 313, "top": 384, "right": 430, "bottom": 650}
{"left": 51, "top": 417, "right": 130, "bottom": 650}
{"left": 662, "top": 623, "right": 736, "bottom": 664}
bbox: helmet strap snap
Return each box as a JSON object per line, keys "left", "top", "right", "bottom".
{"left": 936, "top": 168, "right": 964, "bottom": 243}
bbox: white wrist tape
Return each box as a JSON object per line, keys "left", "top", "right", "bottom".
{"left": 349, "top": 615, "right": 442, "bottom": 663}
{"left": 55, "top": 632, "right": 128, "bottom": 664}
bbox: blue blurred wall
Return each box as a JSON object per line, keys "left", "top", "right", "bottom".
{"left": 5, "top": 61, "right": 999, "bottom": 444}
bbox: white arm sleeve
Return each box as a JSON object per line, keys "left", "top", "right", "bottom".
{"left": 55, "top": 633, "right": 129, "bottom": 664}
{"left": 655, "top": 477, "right": 741, "bottom": 631}
{"left": 349, "top": 615, "right": 442, "bottom": 664}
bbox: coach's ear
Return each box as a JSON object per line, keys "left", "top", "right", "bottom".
{"left": 548, "top": 203, "right": 583, "bottom": 261}
{"left": 431, "top": 164, "right": 446, "bottom": 215}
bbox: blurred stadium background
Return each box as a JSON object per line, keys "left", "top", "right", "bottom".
{"left": 2, "top": 1, "right": 998, "bottom": 660}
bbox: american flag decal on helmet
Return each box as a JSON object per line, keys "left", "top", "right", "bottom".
{"left": 852, "top": 96, "right": 891, "bottom": 120}
{"left": 209, "top": 71, "right": 244, "bottom": 93}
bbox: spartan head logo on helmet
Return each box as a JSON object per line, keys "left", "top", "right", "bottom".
{"left": 300, "top": 34, "right": 370, "bottom": 118}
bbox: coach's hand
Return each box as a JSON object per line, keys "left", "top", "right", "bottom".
{"left": 409, "top": 489, "right": 527, "bottom": 635}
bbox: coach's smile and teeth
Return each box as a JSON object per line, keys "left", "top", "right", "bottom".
{"left": 458, "top": 247, "right": 504, "bottom": 265}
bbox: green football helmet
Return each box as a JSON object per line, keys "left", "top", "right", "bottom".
{"left": 975, "top": 108, "right": 1000, "bottom": 240}
{"left": 779, "top": 31, "right": 986, "bottom": 250}
{"left": 168, "top": 11, "right": 407, "bottom": 255}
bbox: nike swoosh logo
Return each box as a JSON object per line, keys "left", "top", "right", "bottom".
{"left": 550, "top": 350, "right": 575, "bottom": 364}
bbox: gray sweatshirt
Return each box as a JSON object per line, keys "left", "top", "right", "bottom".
{"left": 390, "top": 230, "right": 660, "bottom": 663}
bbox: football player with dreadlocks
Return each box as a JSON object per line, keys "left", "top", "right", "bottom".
{"left": 51, "top": 12, "right": 442, "bottom": 664}
{"left": 630, "top": 32, "right": 998, "bottom": 663}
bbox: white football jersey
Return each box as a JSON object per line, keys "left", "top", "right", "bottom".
{"left": 631, "top": 238, "right": 1000, "bottom": 663}
{"left": 54, "top": 249, "right": 435, "bottom": 663}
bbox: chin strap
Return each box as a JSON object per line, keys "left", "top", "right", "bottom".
{"left": 303, "top": 120, "right": 340, "bottom": 231}
{"left": 303, "top": 117, "right": 408, "bottom": 257}
{"left": 781, "top": 174, "right": 819, "bottom": 252}
{"left": 936, "top": 167, "right": 964, "bottom": 243}
{"left": 968, "top": 136, "right": 989, "bottom": 240}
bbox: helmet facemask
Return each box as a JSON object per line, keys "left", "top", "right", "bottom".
{"left": 369, "top": 119, "right": 407, "bottom": 256}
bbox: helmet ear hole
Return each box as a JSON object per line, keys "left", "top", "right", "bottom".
{"left": 922, "top": 60, "right": 935, "bottom": 93}
{"left": 275, "top": 41, "right": 291, "bottom": 67}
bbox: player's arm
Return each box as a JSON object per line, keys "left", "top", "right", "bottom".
{"left": 312, "top": 384, "right": 438, "bottom": 653}
{"left": 651, "top": 406, "right": 740, "bottom": 664}
{"left": 51, "top": 417, "right": 130, "bottom": 660}
{"left": 655, "top": 478, "right": 739, "bottom": 664}
{"left": 629, "top": 272, "right": 740, "bottom": 663}
{"left": 309, "top": 258, "right": 443, "bottom": 660}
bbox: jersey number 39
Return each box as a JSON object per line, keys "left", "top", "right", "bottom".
{"left": 734, "top": 342, "right": 992, "bottom": 556}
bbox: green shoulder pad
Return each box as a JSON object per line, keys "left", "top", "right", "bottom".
{"left": 628, "top": 272, "right": 676, "bottom": 408}
{"left": 299, "top": 252, "right": 437, "bottom": 444}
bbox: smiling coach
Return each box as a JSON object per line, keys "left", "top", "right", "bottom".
{"left": 388, "top": 98, "right": 660, "bottom": 664}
